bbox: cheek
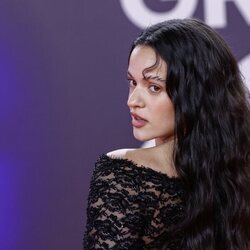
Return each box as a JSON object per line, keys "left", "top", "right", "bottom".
{"left": 153, "top": 98, "right": 175, "bottom": 123}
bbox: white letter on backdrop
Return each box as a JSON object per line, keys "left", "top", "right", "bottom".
{"left": 239, "top": 54, "right": 250, "bottom": 91}
{"left": 204, "top": 0, "right": 250, "bottom": 28}
{"left": 120, "top": 0, "right": 198, "bottom": 29}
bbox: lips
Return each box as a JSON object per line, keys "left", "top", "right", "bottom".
{"left": 130, "top": 112, "right": 147, "bottom": 128}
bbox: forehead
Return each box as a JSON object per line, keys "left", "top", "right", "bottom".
{"left": 128, "top": 45, "right": 167, "bottom": 77}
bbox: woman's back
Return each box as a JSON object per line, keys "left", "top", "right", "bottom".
{"left": 83, "top": 153, "right": 185, "bottom": 249}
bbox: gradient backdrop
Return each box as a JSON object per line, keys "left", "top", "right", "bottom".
{"left": 1, "top": 1, "right": 250, "bottom": 249}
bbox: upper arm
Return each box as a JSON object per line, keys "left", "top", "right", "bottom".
{"left": 83, "top": 161, "right": 143, "bottom": 249}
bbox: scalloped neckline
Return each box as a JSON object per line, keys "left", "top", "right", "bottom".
{"left": 102, "top": 154, "right": 181, "bottom": 181}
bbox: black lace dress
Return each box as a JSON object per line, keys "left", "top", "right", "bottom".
{"left": 83, "top": 154, "right": 185, "bottom": 250}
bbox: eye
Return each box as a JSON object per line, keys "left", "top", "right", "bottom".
{"left": 128, "top": 79, "right": 137, "bottom": 88}
{"left": 149, "top": 84, "right": 161, "bottom": 93}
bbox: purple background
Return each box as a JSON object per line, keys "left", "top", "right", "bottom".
{"left": 0, "top": 1, "right": 249, "bottom": 249}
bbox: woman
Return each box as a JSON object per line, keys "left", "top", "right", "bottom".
{"left": 83, "top": 18, "right": 250, "bottom": 249}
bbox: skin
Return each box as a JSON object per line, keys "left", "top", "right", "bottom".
{"left": 108, "top": 45, "right": 177, "bottom": 176}
{"left": 127, "top": 45, "right": 175, "bottom": 146}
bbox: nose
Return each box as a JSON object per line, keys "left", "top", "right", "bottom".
{"left": 127, "top": 87, "right": 145, "bottom": 109}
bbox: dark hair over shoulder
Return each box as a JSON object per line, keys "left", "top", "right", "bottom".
{"left": 130, "top": 18, "right": 250, "bottom": 250}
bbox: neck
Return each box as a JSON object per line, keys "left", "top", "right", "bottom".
{"left": 155, "top": 136, "right": 175, "bottom": 147}
{"left": 149, "top": 137, "right": 176, "bottom": 170}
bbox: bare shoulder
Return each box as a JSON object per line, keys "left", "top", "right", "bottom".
{"left": 106, "top": 148, "right": 136, "bottom": 160}
{"left": 107, "top": 148, "right": 147, "bottom": 166}
{"left": 107, "top": 147, "right": 178, "bottom": 177}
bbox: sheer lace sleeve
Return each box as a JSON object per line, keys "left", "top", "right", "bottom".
{"left": 83, "top": 155, "right": 185, "bottom": 250}
{"left": 83, "top": 155, "right": 144, "bottom": 249}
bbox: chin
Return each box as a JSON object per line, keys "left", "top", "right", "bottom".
{"left": 133, "top": 131, "right": 154, "bottom": 142}
{"left": 134, "top": 136, "right": 148, "bottom": 142}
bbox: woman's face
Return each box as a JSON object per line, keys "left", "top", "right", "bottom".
{"left": 127, "top": 45, "right": 175, "bottom": 145}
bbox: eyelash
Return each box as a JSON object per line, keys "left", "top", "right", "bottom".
{"left": 149, "top": 85, "right": 161, "bottom": 93}
{"left": 128, "top": 79, "right": 136, "bottom": 87}
{"left": 127, "top": 79, "right": 161, "bottom": 93}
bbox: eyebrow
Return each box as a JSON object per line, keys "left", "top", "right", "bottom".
{"left": 144, "top": 75, "right": 166, "bottom": 83}
{"left": 127, "top": 71, "right": 133, "bottom": 78}
{"left": 127, "top": 71, "right": 166, "bottom": 83}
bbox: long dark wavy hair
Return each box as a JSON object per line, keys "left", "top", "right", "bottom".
{"left": 130, "top": 18, "right": 250, "bottom": 249}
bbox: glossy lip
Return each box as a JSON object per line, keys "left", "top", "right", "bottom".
{"left": 130, "top": 112, "right": 147, "bottom": 121}
{"left": 130, "top": 112, "right": 148, "bottom": 128}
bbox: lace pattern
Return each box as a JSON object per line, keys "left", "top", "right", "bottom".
{"left": 83, "top": 154, "right": 185, "bottom": 249}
